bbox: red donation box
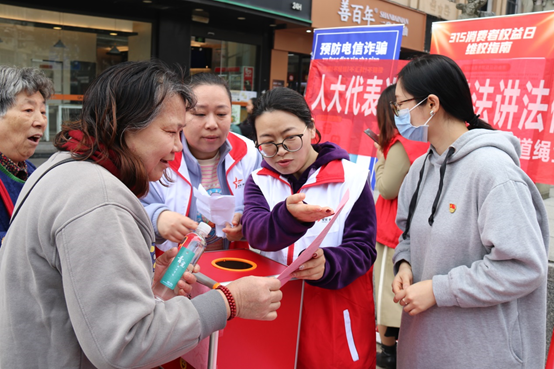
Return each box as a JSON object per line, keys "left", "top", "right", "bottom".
{"left": 198, "top": 249, "right": 303, "bottom": 369}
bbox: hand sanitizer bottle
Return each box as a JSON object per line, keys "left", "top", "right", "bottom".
{"left": 153, "top": 222, "right": 211, "bottom": 300}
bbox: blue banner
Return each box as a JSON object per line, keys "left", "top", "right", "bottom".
{"left": 311, "top": 25, "right": 403, "bottom": 60}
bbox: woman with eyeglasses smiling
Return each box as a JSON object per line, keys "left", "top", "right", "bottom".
{"left": 390, "top": 54, "right": 549, "bottom": 368}
{"left": 242, "top": 87, "right": 378, "bottom": 368}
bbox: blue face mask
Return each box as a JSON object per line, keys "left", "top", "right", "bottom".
{"left": 394, "top": 97, "right": 433, "bottom": 142}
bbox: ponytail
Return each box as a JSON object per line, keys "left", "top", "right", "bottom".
{"left": 467, "top": 113, "right": 494, "bottom": 130}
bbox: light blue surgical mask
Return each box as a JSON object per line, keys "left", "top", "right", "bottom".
{"left": 394, "top": 97, "right": 434, "bottom": 142}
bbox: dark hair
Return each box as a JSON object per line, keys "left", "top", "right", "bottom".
{"left": 54, "top": 60, "right": 195, "bottom": 198}
{"left": 187, "top": 72, "right": 232, "bottom": 103}
{"left": 0, "top": 66, "right": 54, "bottom": 117}
{"left": 376, "top": 84, "right": 397, "bottom": 149}
{"left": 398, "top": 54, "right": 493, "bottom": 130}
{"left": 248, "top": 87, "right": 321, "bottom": 143}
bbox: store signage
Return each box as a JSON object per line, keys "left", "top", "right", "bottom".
{"left": 431, "top": 12, "right": 554, "bottom": 184}
{"left": 337, "top": 1, "right": 409, "bottom": 35}
{"left": 312, "top": 0, "right": 425, "bottom": 51}
{"left": 418, "top": 0, "right": 457, "bottom": 21}
{"left": 338, "top": 1, "right": 375, "bottom": 25}
{"left": 212, "top": 0, "right": 311, "bottom": 22}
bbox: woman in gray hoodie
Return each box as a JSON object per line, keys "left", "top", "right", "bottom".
{"left": 391, "top": 54, "right": 549, "bottom": 368}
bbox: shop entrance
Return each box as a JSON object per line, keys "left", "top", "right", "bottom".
{"left": 287, "top": 53, "right": 310, "bottom": 95}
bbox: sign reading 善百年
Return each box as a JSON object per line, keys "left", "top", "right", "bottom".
{"left": 431, "top": 11, "right": 554, "bottom": 185}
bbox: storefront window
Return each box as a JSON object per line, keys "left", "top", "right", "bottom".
{"left": 191, "top": 36, "right": 257, "bottom": 124}
{"left": 190, "top": 37, "right": 256, "bottom": 91}
{"left": 0, "top": 4, "right": 151, "bottom": 141}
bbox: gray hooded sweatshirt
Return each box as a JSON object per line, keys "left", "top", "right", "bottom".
{"left": 393, "top": 129, "right": 549, "bottom": 369}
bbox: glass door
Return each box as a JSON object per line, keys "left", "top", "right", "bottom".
{"left": 287, "top": 53, "right": 311, "bottom": 96}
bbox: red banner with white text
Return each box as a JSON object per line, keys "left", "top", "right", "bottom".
{"left": 305, "top": 59, "right": 408, "bottom": 157}
{"left": 431, "top": 11, "right": 554, "bottom": 184}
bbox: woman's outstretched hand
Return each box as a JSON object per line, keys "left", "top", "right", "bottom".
{"left": 286, "top": 193, "right": 334, "bottom": 223}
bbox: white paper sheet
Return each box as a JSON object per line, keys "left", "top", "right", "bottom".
{"left": 277, "top": 189, "right": 350, "bottom": 286}
{"left": 194, "top": 184, "right": 235, "bottom": 237}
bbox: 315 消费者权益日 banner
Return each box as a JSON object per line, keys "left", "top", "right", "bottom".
{"left": 431, "top": 11, "right": 554, "bottom": 185}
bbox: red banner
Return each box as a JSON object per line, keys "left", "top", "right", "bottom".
{"left": 305, "top": 59, "right": 408, "bottom": 157}
{"left": 431, "top": 11, "right": 554, "bottom": 184}
{"left": 431, "top": 12, "right": 554, "bottom": 60}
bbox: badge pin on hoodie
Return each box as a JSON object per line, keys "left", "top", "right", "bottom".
{"left": 394, "top": 97, "right": 434, "bottom": 142}
{"left": 449, "top": 203, "right": 457, "bottom": 213}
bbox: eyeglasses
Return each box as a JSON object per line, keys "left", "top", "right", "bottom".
{"left": 256, "top": 126, "right": 307, "bottom": 158}
{"left": 390, "top": 98, "right": 416, "bottom": 117}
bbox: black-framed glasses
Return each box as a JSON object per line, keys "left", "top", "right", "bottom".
{"left": 390, "top": 98, "right": 416, "bottom": 117}
{"left": 256, "top": 126, "right": 307, "bottom": 158}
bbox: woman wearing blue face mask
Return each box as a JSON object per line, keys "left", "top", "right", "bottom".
{"left": 390, "top": 54, "right": 549, "bottom": 368}
{"left": 391, "top": 96, "right": 434, "bottom": 142}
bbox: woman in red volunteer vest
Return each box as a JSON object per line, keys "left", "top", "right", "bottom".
{"left": 372, "top": 84, "right": 429, "bottom": 369}
{"left": 141, "top": 73, "right": 261, "bottom": 255}
{"left": 242, "top": 87, "right": 377, "bottom": 369}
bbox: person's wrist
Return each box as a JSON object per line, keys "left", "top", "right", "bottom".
{"left": 216, "top": 285, "right": 236, "bottom": 320}
{"left": 155, "top": 209, "right": 170, "bottom": 237}
{"left": 400, "top": 260, "right": 411, "bottom": 269}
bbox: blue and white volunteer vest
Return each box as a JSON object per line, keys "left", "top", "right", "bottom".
{"left": 151, "top": 133, "right": 259, "bottom": 251}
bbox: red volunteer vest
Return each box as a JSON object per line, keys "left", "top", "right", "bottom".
{"left": 253, "top": 159, "right": 376, "bottom": 368}
{"left": 375, "top": 135, "right": 429, "bottom": 248}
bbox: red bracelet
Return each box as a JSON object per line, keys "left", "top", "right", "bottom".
{"left": 217, "top": 285, "right": 236, "bottom": 321}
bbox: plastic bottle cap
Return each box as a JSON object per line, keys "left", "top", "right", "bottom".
{"left": 196, "top": 222, "right": 212, "bottom": 238}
